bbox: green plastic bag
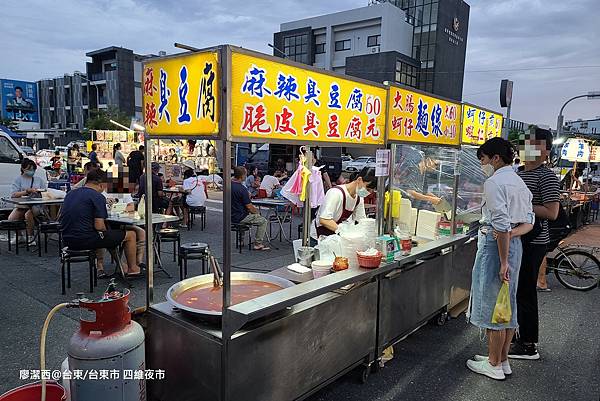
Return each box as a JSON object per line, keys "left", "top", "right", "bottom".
{"left": 491, "top": 282, "right": 512, "bottom": 324}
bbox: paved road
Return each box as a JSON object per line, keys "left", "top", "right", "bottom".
{"left": 0, "top": 203, "right": 599, "bottom": 400}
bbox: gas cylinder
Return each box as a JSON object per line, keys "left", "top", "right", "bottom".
{"left": 68, "top": 287, "right": 146, "bottom": 401}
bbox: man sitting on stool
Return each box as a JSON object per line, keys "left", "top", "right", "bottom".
{"left": 60, "top": 169, "right": 142, "bottom": 277}
{"left": 232, "top": 166, "right": 270, "bottom": 251}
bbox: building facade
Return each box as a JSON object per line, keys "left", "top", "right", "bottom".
{"left": 38, "top": 46, "right": 154, "bottom": 130}
{"left": 565, "top": 118, "right": 600, "bottom": 137}
{"left": 273, "top": 0, "right": 469, "bottom": 101}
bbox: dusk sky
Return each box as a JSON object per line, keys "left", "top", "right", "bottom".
{"left": 2, "top": 0, "right": 599, "bottom": 127}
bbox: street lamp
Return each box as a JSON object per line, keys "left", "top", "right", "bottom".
{"left": 268, "top": 43, "right": 288, "bottom": 58}
{"left": 556, "top": 91, "right": 600, "bottom": 139}
{"left": 109, "top": 119, "right": 130, "bottom": 131}
{"left": 74, "top": 71, "right": 100, "bottom": 112}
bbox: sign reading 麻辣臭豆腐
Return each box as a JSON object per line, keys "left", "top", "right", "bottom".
{"left": 460, "top": 104, "right": 503, "bottom": 146}
{"left": 387, "top": 85, "right": 461, "bottom": 146}
{"left": 230, "top": 51, "right": 386, "bottom": 145}
{"left": 142, "top": 52, "right": 219, "bottom": 136}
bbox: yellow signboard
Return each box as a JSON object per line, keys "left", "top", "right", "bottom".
{"left": 142, "top": 51, "right": 219, "bottom": 136}
{"left": 461, "top": 105, "right": 503, "bottom": 145}
{"left": 387, "top": 86, "right": 460, "bottom": 146}
{"left": 230, "top": 51, "right": 386, "bottom": 145}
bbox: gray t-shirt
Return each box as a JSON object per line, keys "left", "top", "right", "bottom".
{"left": 11, "top": 175, "right": 47, "bottom": 196}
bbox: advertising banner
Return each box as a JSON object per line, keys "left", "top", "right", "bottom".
{"left": 461, "top": 104, "right": 503, "bottom": 145}
{"left": 230, "top": 50, "right": 386, "bottom": 145}
{"left": 1, "top": 79, "right": 38, "bottom": 123}
{"left": 387, "top": 85, "right": 460, "bottom": 146}
{"left": 142, "top": 51, "right": 219, "bottom": 136}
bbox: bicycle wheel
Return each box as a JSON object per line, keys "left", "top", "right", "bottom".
{"left": 553, "top": 249, "right": 600, "bottom": 291}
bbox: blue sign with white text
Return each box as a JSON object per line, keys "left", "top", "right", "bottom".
{"left": 1, "top": 79, "right": 39, "bottom": 123}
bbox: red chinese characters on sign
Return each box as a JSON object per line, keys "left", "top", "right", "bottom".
{"left": 144, "top": 68, "right": 157, "bottom": 96}
{"left": 365, "top": 117, "right": 380, "bottom": 139}
{"left": 241, "top": 103, "right": 271, "bottom": 134}
{"left": 303, "top": 111, "right": 320, "bottom": 137}
{"left": 275, "top": 107, "right": 297, "bottom": 136}
{"left": 345, "top": 116, "right": 362, "bottom": 141}
{"left": 404, "top": 118, "right": 414, "bottom": 137}
{"left": 393, "top": 91, "right": 403, "bottom": 111}
{"left": 327, "top": 114, "right": 340, "bottom": 138}
{"left": 391, "top": 116, "right": 403, "bottom": 136}
{"left": 445, "top": 104, "right": 457, "bottom": 121}
{"left": 144, "top": 102, "right": 158, "bottom": 129}
{"left": 405, "top": 94, "right": 414, "bottom": 113}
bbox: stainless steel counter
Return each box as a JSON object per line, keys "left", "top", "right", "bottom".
{"left": 139, "top": 234, "right": 468, "bottom": 401}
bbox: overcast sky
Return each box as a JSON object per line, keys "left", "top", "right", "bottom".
{"left": 2, "top": 0, "right": 599, "bottom": 127}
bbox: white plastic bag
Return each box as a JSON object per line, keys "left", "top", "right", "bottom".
{"left": 281, "top": 166, "right": 303, "bottom": 207}
{"left": 44, "top": 188, "right": 66, "bottom": 199}
{"left": 317, "top": 234, "right": 343, "bottom": 262}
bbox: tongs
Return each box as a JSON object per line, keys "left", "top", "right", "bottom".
{"left": 210, "top": 254, "right": 223, "bottom": 288}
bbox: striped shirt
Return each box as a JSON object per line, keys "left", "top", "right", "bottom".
{"left": 517, "top": 164, "right": 560, "bottom": 245}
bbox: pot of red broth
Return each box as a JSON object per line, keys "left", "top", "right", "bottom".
{"left": 166, "top": 272, "right": 294, "bottom": 317}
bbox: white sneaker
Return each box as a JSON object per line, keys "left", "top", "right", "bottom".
{"left": 466, "top": 359, "right": 505, "bottom": 380}
{"left": 473, "top": 355, "right": 512, "bottom": 375}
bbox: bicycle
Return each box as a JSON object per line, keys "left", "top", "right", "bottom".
{"left": 547, "top": 242, "right": 600, "bottom": 291}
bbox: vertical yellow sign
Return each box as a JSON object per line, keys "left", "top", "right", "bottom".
{"left": 142, "top": 52, "right": 219, "bottom": 136}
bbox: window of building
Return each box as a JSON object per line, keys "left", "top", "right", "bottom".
{"left": 335, "top": 39, "right": 351, "bottom": 52}
{"left": 283, "top": 33, "right": 309, "bottom": 64}
{"left": 367, "top": 35, "right": 381, "bottom": 47}
{"left": 315, "top": 43, "right": 326, "bottom": 54}
{"left": 395, "top": 60, "right": 418, "bottom": 89}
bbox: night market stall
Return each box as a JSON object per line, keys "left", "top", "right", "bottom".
{"left": 133, "top": 44, "right": 502, "bottom": 401}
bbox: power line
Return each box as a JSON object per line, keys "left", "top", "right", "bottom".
{"left": 421, "top": 65, "right": 600, "bottom": 75}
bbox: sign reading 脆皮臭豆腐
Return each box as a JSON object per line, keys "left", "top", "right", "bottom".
{"left": 231, "top": 51, "right": 386, "bottom": 145}
{"left": 461, "top": 104, "right": 503, "bottom": 145}
{"left": 142, "top": 52, "right": 219, "bottom": 136}
{"left": 387, "top": 85, "right": 461, "bottom": 146}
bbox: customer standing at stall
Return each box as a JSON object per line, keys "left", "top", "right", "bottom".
{"left": 231, "top": 166, "right": 270, "bottom": 251}
{"left": 88, "top": 143, "right": 99, "bottom": 166}
{"left": 466, "top": 138, "right": 534, "bottom": 380}
{"left": 509, "top": 128, "right": 560, "bottom": 360}
{"left": 127, "top": 145, "right": 145, "bottom": 192}
{"left": 67, "top": 144, "right": 81, "bottom": 174}
{"left": 309, "top": 167, "right": 376, "bottom": 243}
{"left": 113, "top": 143, "right": 126, "bottom": 169}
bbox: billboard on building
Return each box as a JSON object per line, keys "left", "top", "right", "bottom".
{"left": 1, "top": 79, "right": 39, "bottom": 123}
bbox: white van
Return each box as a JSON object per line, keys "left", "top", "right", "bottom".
{"left": 0, "top": 131, "right": 48, "bottom": 210}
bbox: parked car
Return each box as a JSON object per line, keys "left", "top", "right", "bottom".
{"left": 341, "top": 155, "right": 353, "bottom": 171}
{"left": 0, "top": 132, "right": 48, "bottom": 210}
{"left": 20, "top": 145, "right": 35, "bottom": 156}
{"left": 344, "top": 156, "right": 376, "bottom": 172}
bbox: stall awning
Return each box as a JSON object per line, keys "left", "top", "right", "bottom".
{"left": 0, "top": 124, "right": 24, "bottom": 139}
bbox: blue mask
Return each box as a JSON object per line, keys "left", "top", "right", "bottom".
{"left": 24, "top": 170, "right": 35, "bottom": 177}
{"left": 357, "top": 187, "right": 369, "bottom": 198}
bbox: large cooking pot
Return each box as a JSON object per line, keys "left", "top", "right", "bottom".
{"left": 166, "top": 272, "right": 294, "bottom": 317}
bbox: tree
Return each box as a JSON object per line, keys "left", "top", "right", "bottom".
{"left": 0, "top": 118, "right": 18, "bottom": 130}
{"left": 85, "top": 107, "right": 131, "bottom": 131}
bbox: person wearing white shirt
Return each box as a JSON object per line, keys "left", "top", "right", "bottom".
{"left": 310, "top": 168, "right": 377, "bottom": 242}
{"left": 259, "top": 170, "right": 287, "bottom": 197}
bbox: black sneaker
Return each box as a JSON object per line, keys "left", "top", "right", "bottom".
{"left": 508, "top": 342, "right": 540, "bottom": 360}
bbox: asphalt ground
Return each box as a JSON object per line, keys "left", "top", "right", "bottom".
{"left": 1, "top": 199, "right": 599, "bottom": 400}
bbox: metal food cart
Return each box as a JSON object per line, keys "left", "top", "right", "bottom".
{"left": 137, "top": 44, "right": 390, "bottom": 401}
{"left": 374, "top": 83, "right": 468, "bottom": 358}
{"left": 133, "top": 44, "right": 503, "bottom": 401}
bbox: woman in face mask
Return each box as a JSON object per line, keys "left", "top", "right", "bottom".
{"left": 310, "top": 167, "right": 377, "bottom": 242}
{"left": 466, "top": 138, "right": 535, "bottom": 380}
{"left": 8, "top": 158, "right": 48, "bottom": 241}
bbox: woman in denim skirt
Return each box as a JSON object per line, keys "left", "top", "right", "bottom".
{"left": 466, "top": 138, "right": 534, "bottom": 380}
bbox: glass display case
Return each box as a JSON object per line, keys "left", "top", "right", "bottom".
{"left": 388, "top": 143, "right": 459, "bottom": 243}
{"left": 456, "top": 145, "right": 486, "bottom": 235}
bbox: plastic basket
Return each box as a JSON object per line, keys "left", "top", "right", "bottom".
{"left": 356, "top": 251, "right": 383, "bottom": 269}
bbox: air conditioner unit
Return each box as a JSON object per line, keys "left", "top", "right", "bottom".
{"left": 371, "top": 46, "right": 380, "bottom": 53}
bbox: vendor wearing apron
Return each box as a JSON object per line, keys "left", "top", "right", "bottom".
{"left": 310, "top": 167, "right": 377, "bottom": 243}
